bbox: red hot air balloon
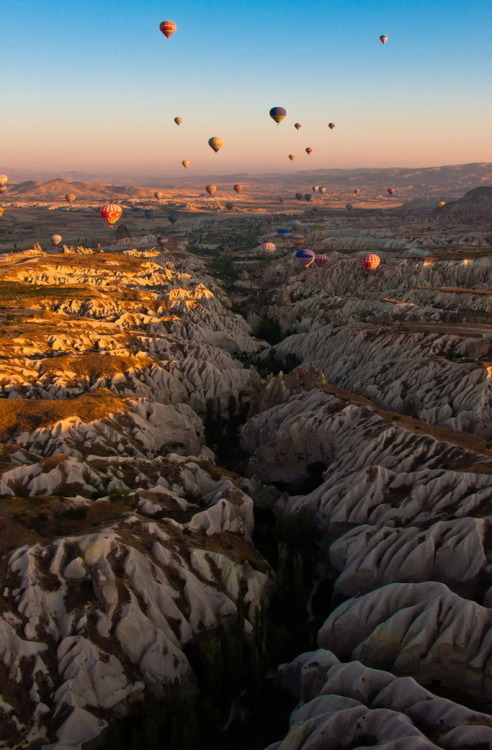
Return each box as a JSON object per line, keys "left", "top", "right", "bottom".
{"left": 262, "top": 242, "right": 276, "bottom": 256}
{"left": 295, "top": 193, "right": 303, "bottom": 201}
{"left": 0, "top": 174, "right": 8, "bottom": 185}
{"left": 314, "top": 254, "right": 328, "bottom": 266}
{"left": 359, "top": 253, "right": 381, "bottom": 271}
{"left": 160, "top": 21, "right": 177, "bottom": 39}
{"left": 305, "top": 147, "right": 313, "bottom": 155}
{"left": 387, "top": 188, "right": 395, "bottom": 195}
{"left": 100, "top": 203, "right": 123, "bottom": 227}
{"left": 233, "top": 184, "right": 244, "bottom": 194}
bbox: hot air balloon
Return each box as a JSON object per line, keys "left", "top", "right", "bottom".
{"left": 437, "top": 201, "right": 446, "bottom": 208}
{"left": 262, "top": 242, "right": 276, "bottom": 256}
{"left": 174, "top": 116, "right": 183, "bottom": 125}
{"left": 100, "top": 203, "right": 123, "bottom": 227}
{"left": 289, "top": 219, "right": 301, "bottom": 228}
{"left": 304, "top": 193, "right": 312, "bottom": 202}
{"left": 288, "top": 154, "right": 296, "bottom": 161}
{"left": 51, "top": 234, "right": 62, "bottom": 246}
{"left": 328, "top": 123, "right": 336, "bottom": 130}
{"left": 269, "top": 107, "right": 287, "bottom": 124}
{"left": 359, "top": 253, "right": 381, "bottom": 271}
{"left": 312, "top": 186, "right": 319, "bottom": 193}
{"left": 387, "top": 188, "right": 395, "bottom": 195}
{"left": 65, "top": 193, "right": 76, "bottom": 204}
{"left": 154, "top": 191, "right": 164, "bottom": 200}
{"left": 353, "top": 188, "right": 361, "bottom": 195}
{"left": 305, "top": 147, "right": 313, "bottom": 155}
{"left": 233, "top": 184, "right": 244, "bottom": 194}
{"left": 160, "top": 21, "right": 177, "bottom": 39}
{"left": 295, "top": 248, "right": 316, "bottom": 269}
{"left": 295, "top": 193, "right": 302, "bottom": 201}
{"left": 157, "top": 235, "right": 168, "bottom": 248}
{"left": 206, "top": 184, "right": 217, "bottom": 196}
{"left": 0, "top": 208, "right": 4, "bottom": 218}
{"left": 319, "top": 187, "right": 327, "bottom": 194}
{"left": 294, "top": 123, "right": 302, "bottom": 130}
{"left": 144, "top": 210, "right": 154, "bottom": 219}
{"left": 168, "top": 213, "right": 178, "bottom": 224}
{"left": 182, "top": 160, "right": 190, "bottom": 168}
{"left": 0, "top": 174, "right": 7, "bottom": 185}
{"left": 208, "top": 137, "right": 223, "bottom": 153}
{"left": 346, "top": 203, "right": 353, "bottom": 210}
{"left": 225, "top": 202, "right": 234, "bottom": 211}
{"left": 278, "top": 197, "right": 285, "bottom": 203}
{"left": 314, "top": 254, "right": 328, "bottom": 266}
{"left": 0, "top": 186, "right": 8, "bottom": 194}
{"left": 291, "top": 234, "right": 305, "bottom": 248}
{"left": 277, "top": 228, "right": 290, "bottom": 239}
{"left": 379, "top": 35, "right": 389, "bottom": 44}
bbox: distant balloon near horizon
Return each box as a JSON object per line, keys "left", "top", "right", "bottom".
{"left": 205, "top": 184, "right": 217, "bottom": 196}
{"left": 99, "top": 203, "right": 123, "bottom": 227}
{"left": 289, "top": 219, "right": 301, "bottom": 228}
{"left": 0, "top": 208, "right": 4, "bottom": 217}
{"left": 304, "top": 193, "right": 312, "bottom": 202}
{"left": 437, "top": 201, "right": 446, "bottom": 207}
{"left": 65, "top": 193, "right": 76, "bottom": 204}
{"left": 269, "top": 107, "right": 287, "bottom": 124}
{"left": 328, "top": 122, "right": 336, "bottom": 130}
{"left": 291, "top": 234, "right": 305, "bottom": 248}
{"left": 379, "top": 35, "right": 389, "bottom": 44}
{"left": 0, "top": 174, "right": 8, "bottom": 185}
{"left": 387, "top": 187, "right": 395, "bottom": 195}
{"left": 295, "top": 192, "right": 303, "bottom": 201}
{"left": 174, "top": 116, "right": 183, "bottom": 126}
{"left": 181, "top": 160, "right": 190, "bottom": 168}
{"left": 233, "top": 184, "right": 244, "bottom": 194}
{"left": 305, "top": 147, "right": 313, "bottom": 155}
{"left": 277, "top": 228, "right": 290, "bottom": 238}
{"left": 312, "top": 186, "right": 319, "bottom": 193}
{"left": 354, "top": 188, "right": 361, "bottom": 195}
{"left": 359, "top": 253, "right": 381, "bottom": 271}
{"left": 154, "top": 191, "right": 164, "bottom": 200}
{"left": 346, "top": 203, "right": 353, "bottom": 210}
{"left": 168, "top": 213, "right": 178, "bottom": 224}
{"left": 50, "top": 234, "right": 62, "bottom": 246}
{"left": 225, "top": 202, "right": 234, "bottom": 211}
{"left": 288, "top": 154, "right": 296, "bottom": 161}
{"left": 208, "top": 137, "right": 224, "bottom": 153}
{"left": 157, "top": 235, "right": 168, "bottom": 248}
{"left": 319, "top": 187, "right": 327, "bottom": 194}
{"left": 294, "top": 123, "right": 302, "bottom": 130}
{"left": 160, "top": 20, "right": 177, "bottom": 39}
{"left": 278, "top": 196, "right": 284, "bottom": 203}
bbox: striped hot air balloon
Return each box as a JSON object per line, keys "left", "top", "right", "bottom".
{"left": 379, "top": 35, "right": 389, "bottom": 44}
{"left": 99, "top": 203, "right": 123, "bottom": 227}
{"left": 157, "top": 236, "right": 168, "bottom": 248}
{"left": 314, "top": 254, "right": 329, "bottom": 266}
{"left": 305, "top": 147, "right": 313, "bottom": 155}
{"left": 206, "top": 184, "right": 217, "bottom": 196}
{"left": 262, "top": 242, "right": 276, "bottom": 256}
{"left": 288, "top": 154, "right": 296, "bottom": 161}
{"left": 160, "top": 20, "right": 177, "bottom": 38}
{"left": 295, "top": 248, "right": 316, "bottom": 269}
{"left": 65, "top": 193, "right": 76, "bottom": 204}
{"left": 233, "top": 184, "right": 244, "bottom": 194}
{"left": 291, "top": 234, "right": 305, "bottom": 248}
{"left": 0, "top": 174, "right": 8, "bottom": 185}
{"left": 277, "top": 228, "right": 291, "bottom": 239}
{"left": 359, "top": 253, "right": 381, "bottom": 271}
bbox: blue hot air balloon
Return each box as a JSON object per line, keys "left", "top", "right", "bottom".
{"left": 295, "top": 248, "right": 316, "bottom": 268}
{"left": 277, "top": 228, "right": 291, "bottom": 238}
{"left": 269, "top": 107, "right": 287, "bottom": 124}
{"left": 157, "top": 235, "right": 168, "bottom": 248}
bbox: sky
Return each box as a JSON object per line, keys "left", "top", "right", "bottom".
{"left": 2, "top": 0, "right": 492, "bottom": 181}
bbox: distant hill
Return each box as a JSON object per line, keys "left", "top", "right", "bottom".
{"left": 7, "top": 178, "right": 157, "bottom": 200}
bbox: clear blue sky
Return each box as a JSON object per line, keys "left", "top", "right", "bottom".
{"left": 3, "top": 0, "right": 492, "bottom": 179}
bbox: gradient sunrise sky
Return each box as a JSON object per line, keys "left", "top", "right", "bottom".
{"left": 3, "top": 0, "right": 492, "bottom": 179}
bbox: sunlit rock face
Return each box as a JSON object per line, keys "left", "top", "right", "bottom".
{"left": 266, "top": 650, "right": 492, "bottom": 749}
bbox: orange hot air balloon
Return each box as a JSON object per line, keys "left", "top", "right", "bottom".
{"left": 328, "top": 122, "right": 336, "bottom": 130}
{"left": 208, "top": 137, "right": 223, "bottom": 153}
{"left": 0, "top": 186, "right": 8, "bottom": 194}
{"left": 0, "top": 208, "right": 4, "bottom": 217}
{"left": 379, "top": 35, "right": 389, "bottom": 44}
{"left": 437, "top": 201, "right": 446, "bottom": 208}
{"left": 99, "top": 203, "right": 123, "bottom": 227}
{"left": 359, "top": 253, "right": 381, "bottom": 271}
{"left": 262, "top": 242, "right": 276, "bottom": 256}
{"left": 206, "top": 184, "right": 217, "bottom": 196}
{"left": 294, "top": 123, "right": 302, "bottom": 130}
{"left": 160, "top": 20, "right": 177, "bottom": 39}
{"left": 182, "top": 160, "right": 190, "bottom": 168}
{"left": 174, "top": 116, "right": 183, "bottom": 125}
{"left": 288, "top": 154, "right": 296, "bottom": 161}
{"left": 51, "top": 234, "right": 62, "bottom": 246}
{"left": 233, "top": 184, "right": 244, "bottom": 194}
{"left": 305, "top": 147, "right": 313, "bottom": 155}
{"left": 155, "top": 191, "right": 164, "bottom": 200}
{"left": 65, "top": 193, "right": 76, "bottom": 204}
{"left": 0, "top": 174, "right": 8, "bottom": 185}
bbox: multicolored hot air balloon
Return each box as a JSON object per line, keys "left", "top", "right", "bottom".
{"left": 305, "top": 147, "right": 313, "bottom": 155}
{"left": 304, "top": 193, "right": 312, "bottom": 202}
{"left": 294, "top": 123, "right": 302, "bottom": 130}
{"left": 269, "top": 107, "right": 287, "bottom": 124}
{"left": 157, "top": 235, "right": 168, "bottom": 248}
{"left": 379, "top": 35, "right": 389, "bottom": 44}
{"left": 328, "top": 123, "right": 336, "bottom": 130}
{"left": 100, "top": 203, "right": 123, "bottom": 227}
{"left": 291, "top": 234, "right": 305, "bottom": 248}
{"left": 154, "top": 191, "right": 164, "bottom": 200}
{"left": 160, "top": 20, "right": 177, "bottom": 39}
{"left": 359, "top": 253, "right": 381, "bottom": 271}
{"left": 277, "top": 228, "right": 291, "bottom": 238}
{"left": 0, "top": 174, "right": 8, "bottom": 185}
{"left": 387, "top": 188, "right": 395, "bottom": 195}
{"left": 315, "top": 254, "right": 328, "bottom": 266}
{"left": 295, "top": 248, "right": 316, "bottom": 269}
{"left": 182, "top": 160, "right": 190, "bottom": 168}
{"left": 168, "top": 213, "right": 178, "bottom": 224}
{"left": 233, "top": 184, "right": 244, "bottom": 194}
{"left": 206, "top": 184, "right": 217, "bottom": 196}
{"left": 65, "top": 193, "right": 76, "bottom": 204}
{"left": 51, "top": 234, "right": 62, "bottom": 246}
{"left": 208, "top": 137, "right": 223, "bottom": 153}
{"left": 288, "top": 154, "right": 296, "bottom": 161}
{"left": 174, "top": 116, "right": 183, "bottom": 125}
{"left": 225, "top": 202, "right": 234, "bottom": 211}
{"left": 262, "top": 242, "right": 276, "bottom": 256}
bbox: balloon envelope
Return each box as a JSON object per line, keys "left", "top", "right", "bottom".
{"left": 269, "top": 107, "right": 287, "bottom": 124}
{"left": 312, "top": 186, "right": 319, "bottom": 193}
{"left": 233, "top": 184, "right": 244, "bottom": 194}
{"left": 328, "top": 122, "right": 336, "bottom": 130}
{"left": 168, "top": 213, "right": 178, "bottom": 224}
{"left": 304, "top": 193, "right": 312, "bottom": 202}
{"left": 182, "top": 160, "right": 190, "bottom": 168}
{"left": 319, "top": 187, "right": 327, "bottom": 194}
{"left": 437, "top": 201, "right": 446, "bottom": 207}
{"left": 99, "top": 203, "right": 123, "bottom": 227}
{"left": 314, "top": 254, "right": 328, "bottom": 266}
{"left": 160, "top": 20, "right": 177, "bottom": 38}
{"left": 225, "top": 202, "right": 234, "bottom": 211}
{"left": 208, "top": 137, "right": 224, "bottom": 153}
{"left": 291, "top": 234, "right": 305, "bottom": 248}
{"left": 154, "top": 191, "right": 164, "bottom": 200}
{"left": 157, "top": 236, "right": 168, "bottom": 247}
{"left": 0, "top": 186, "right": 7, "bottom": 194}
{"left": 346, "top": 203, "right": 353, "bottom": 210}
{"left": 294, "top": 123, "right": 302, "bottom": 130}
{"left": 0, "top": 208, "right": 3, "bottom": 217}
{"left": 387, "top": 188, "right": 395, "bottom": 195}
{"left": 359, "top": 253, "right": 381, "bottom": 271}
{"left": 354, "top": 188, "right": 361, "bottom": 195}
{"left": 295, "top": 248, "right": 316, "bottom": 268}
{"left": 379, "top": 35, "right": 389, "bottom": 43}
{"left": 289, "top": 219, "right": 301, "bottom": 227}
{"left": 144, "top": 210, "right": 154, "bottom": 218}
{"left": 262, "top": 241, "right": 276, "bottom": 256}
{"left": 205, "top": 184, "right": 217, "bottom": 196}
{"left": 51, "top": 234, "right": 62, "bottom": 245}
{"left": 288, "top": 154, "right": 295, "bottom": 161}
{"left": 305, "top": 147, "right": 313, "bottom": 155}
{"left": 0, "top": 174, "right": 8, "bottom": 185}
{"left": 174, "top": 116, "right": 183, "bottom": 125}
{"left": 277, "top": 228, "right": 290, "bottom": 237}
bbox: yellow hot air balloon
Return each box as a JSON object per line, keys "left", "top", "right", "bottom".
{"left": 288, "top": 154, "right": 296, "bottom": 161}
{"left": 65, "top": 193, "right": 76, "bottom": 204}
{"left": 208, "top": 137, "right": 224, "bottom": 153}
{"left": 51, "top": 234, "right": 62, "bottom": 246}
{"left": 182, "top": 160, "right": 190, "bottom": 168}
{"left": 0, "top": 174, "right": 8, "bottom": 186}
{"left": 206, "top": 184, "right": 217, "bottom": 196}
{"left": 174, "top": 117, "right": 183, "bottom": 125}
